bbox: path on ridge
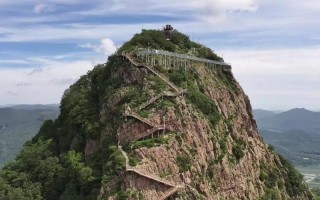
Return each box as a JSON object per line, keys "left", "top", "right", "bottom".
{"left": 119, "top": 146, "right": 129, "bottom": 168}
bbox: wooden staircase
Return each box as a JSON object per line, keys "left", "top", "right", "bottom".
{"left": 119, "top": 146, "right": 129, "bottom": 168}
{"left": 121, "top": 53, "right": 182, "bottom": 92}
{"left": 124, "top": 109, "right": 165, "bottom": 140}
{"left": 134, "top": 126, "right": 165, "bottom": 141}
{"left": 136, "top": 90, "right": 186, "bottom": 112}
{"left": 126, "top": 168, "right": 175, "bottom": 187}
{"left": 136, "top": 92, "right": 164, "bottom": 112}
{"left": 142, "top": 64, "right": 180, "bottom": 92}
{"left": 118, "top": 146, "right": 180, "bottom": 199}
{"left": 160, "top": 185, "right": 181, "bottom": 200}
{"left": 124, "top": 109, "right": 159, "bottom": 127}
{"left": 118, "top": 52, "right": 184, "bottom": 199}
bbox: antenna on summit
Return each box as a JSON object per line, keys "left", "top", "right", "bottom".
{"left": 163, "top": 24, "right": 173, "bottom": 40}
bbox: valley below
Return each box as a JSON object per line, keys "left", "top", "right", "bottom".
{"left": 297, "top": 165, "right": 320, "bottom": 189}
{"left": 254, "top": 108, "right": 320, "bottom": 189}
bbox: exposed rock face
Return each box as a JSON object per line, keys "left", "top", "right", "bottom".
{"left": 99, "top": 52, "right": 312, "bottom": 199}
{"left": 85, "top": 139, "right": 100, "bottom": 157}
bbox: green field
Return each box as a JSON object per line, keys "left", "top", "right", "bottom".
{"left": 296, "top": 165, "right": 320, "bottom": 189}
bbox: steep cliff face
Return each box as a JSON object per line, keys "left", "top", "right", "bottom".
{"left": 0, "top": 29, "right": 312, "bottom": 200}
{"left": 99, "top": 52, "right": 311, "bottom": 199}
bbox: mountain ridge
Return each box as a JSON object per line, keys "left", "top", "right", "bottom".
{"left": 254, "top": 108, "right": 320, "bottom": 166}
{"left": 9, "top": 104, "right": 59, "bottom": 110}
{"left": 255, "top": 108, "right": 320, "bottom": 133}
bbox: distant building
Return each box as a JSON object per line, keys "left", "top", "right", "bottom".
{"left": 163, "top": 25, "right": 173, "bottom": 40}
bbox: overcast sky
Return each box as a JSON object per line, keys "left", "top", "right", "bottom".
{"left": 0, "top": 0, "right": 319, "bottom": 110}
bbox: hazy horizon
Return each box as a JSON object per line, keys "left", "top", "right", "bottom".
{"left": 1, "top": 103, "right": 319, "bottom": 112}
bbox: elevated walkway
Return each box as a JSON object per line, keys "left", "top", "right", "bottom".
{"left": 142, "top": 63, "right": 180, "bottom": 92}
{"left": 124, "top": 109, "right": 165, "bottom": 140}
{"left": 134, "top": 126, "right": 165, "bottom": 141}
{"left": 136, "top": 93, "right": 164, "bottom": 112}
{"left": 124, "top": 109, "right": 159, "bottom": 127}
{"left": 119, "top": 146, "right": 129, "bottom": 168}
{"left": 136, "top": 90, "right": 186, "bottom": 112}
{"left": 136, "top": 49, "right": 230, "bottom": 66}
{"left": 126, "top": 168, "right": 175, "bottom": 187}
{"left": 118, "top": 51, "right": 184, "bottom": 199}
{"left": 121, "top": 53, "right": 181, "bottom": 92}
{"left": 118, "top": 145, "right": 180, "bottom": 199}
{"left": 160, "top": 185, "right": 181, "bottom": 200}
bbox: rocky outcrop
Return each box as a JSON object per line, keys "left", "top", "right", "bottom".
{"left": 85, "top": 139, "right": 100, "bottom": 157}
{"left": 99, "top": 50, "right": 308, "bottom": 199}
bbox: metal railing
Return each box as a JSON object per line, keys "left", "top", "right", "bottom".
{"left": 136, "top": 49, "right": 230, "bottom": 66}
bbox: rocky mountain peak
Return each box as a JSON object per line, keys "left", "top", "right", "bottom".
{"left": 0, "top": 27, "right": 312, "bottom": 200}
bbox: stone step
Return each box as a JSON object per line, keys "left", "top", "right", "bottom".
{"left": 142, "top": 64, "right": 179, "bottom": 92}
{"left": 121, "top": 53, "right": 181, "bottom": 92}
{"left": 126, "top": 168, "right": 175, "bottom": 188}
{"left": 136, "top": 90, "right": 186, "bottom": 112}
{"left": 134, "top": 126, "right": 165, "bottom": 141}
{"left": 118, "top": 146, "right": 129, "bottom": 169}
{"left": 124, "top": 110, "right": 159, "bottom": 127}
{"left": 136, "top": 93, "right": 164, "bottom": 111}
{"left": 160, "top": 186, "right": 180, "bottom": 200}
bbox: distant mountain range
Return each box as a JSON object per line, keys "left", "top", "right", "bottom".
{"left": 0, "top": 105, "right": 59, "bottom": 167}
{"left": 254, "top": 108, "right": 320, "bottom": 133}
{"left": 254, "top": 108, "right": 320, "bottom": 166}
{"left": 0, "top": 104, "right": 59, "bottom": 110}
{"left": 252, "top": 109, "right": 277, "bottom": 121}
{"left": 9, "top": 104, "right": 59, "bottom": 110}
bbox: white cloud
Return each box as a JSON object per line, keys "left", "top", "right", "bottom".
{"left": 0, "top": 58, "right": 99, "bottom": 104}
{"left": 109, "top": 0, "right": 259, "bottom": 15}
{"left": 16, "top": 82, "right": 32, "bottom": 87}
{"left": 0, "top": 23, "right": 138, "bottom": 42}
{"left": 98, "top": 38, "right": 117, "bottom": 55}
{"left": 0, "top": 0, "right": 317, "bottom": 43}
{"left": 6, "top": 90, "right": 18, "bottom": 96}
{"left": 50, "top": 77, "right": 75, "bottom": 85}
{"left": 34, "top": 3, "right": 55, "bottom": 14}
{"left": 81, "top": 0, "right": 260, "bottom": 25}
{"left": 224, "top": 47, "right": 320, "bottom": 76}
{"left": 0, "top": 60, "right": 32, "bottom": 64}
{"left": 0, "top": 0, "right": 262, "bottom": 29}
{"left": 188, "top": 0, "right": 259, "bottom": 23}
{"left": 79, "top": 38, "right": 117, "bottom": 55}
{"left": 223, "top": 47, "right": 320, "bottom": 110}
